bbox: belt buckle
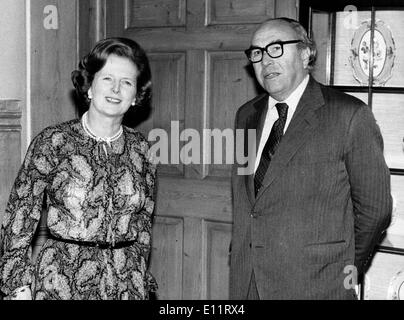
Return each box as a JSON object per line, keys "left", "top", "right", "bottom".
{"left": 95, "top": 242, "right": 112, "bottom": 249}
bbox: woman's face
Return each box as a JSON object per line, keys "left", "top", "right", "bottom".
{"left": 88, "top": 54, "right": 138, "bottom": 119}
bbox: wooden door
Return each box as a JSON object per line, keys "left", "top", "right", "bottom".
{"left": 87, "top": 0, "right": 298, "bottom": 299}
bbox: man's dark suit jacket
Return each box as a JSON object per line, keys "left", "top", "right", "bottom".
{"left": 229, "top": 76, "right": 392, "bottom": 299}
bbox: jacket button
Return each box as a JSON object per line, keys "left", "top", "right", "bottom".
{"left": 250, "top": 210, "right": 259, "bottom": 218}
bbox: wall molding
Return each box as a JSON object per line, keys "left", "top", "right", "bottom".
{"left": 0, "top": 100, "right": 22, "bottom": 130}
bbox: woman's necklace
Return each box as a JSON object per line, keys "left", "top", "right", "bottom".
{"left": 82, "top": 111, "right": 123, "bottom": 144}
{"left": 82, "top": 111, "right": 123, "bottom": 156}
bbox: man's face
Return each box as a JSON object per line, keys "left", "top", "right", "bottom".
{"left": 251, "top": 21, "right": 309, "bottom": 101}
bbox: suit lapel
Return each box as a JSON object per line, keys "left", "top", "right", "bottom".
{"left": 255, "top": 77, "right": 325, "bottom": 201}
{"left": 243, "top": 94, "right": 268, "bottom": 205}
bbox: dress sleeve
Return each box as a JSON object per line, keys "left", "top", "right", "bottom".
{"left": 142, "top": 141, "right": 158, "bottom": 294}
{"left": 144, "top": 145, "right": 157, "bottom": 214}
{"left": 0, "top": 131, "right": 54, "bottom": 296}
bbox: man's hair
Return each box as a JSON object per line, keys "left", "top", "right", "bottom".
{"left": 264, "top": 17, "right": 317, "bottom": 70}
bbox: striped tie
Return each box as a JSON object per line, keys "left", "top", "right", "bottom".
{"left": 254, "top": 102, "right": 288, "bottom": 196}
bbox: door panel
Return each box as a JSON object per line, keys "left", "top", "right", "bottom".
{"left": 206, "top": 51, "right": 259, "bottom": 177}
{"left": 146, "top": 52, "right": 186, "bottom": 176}
{"left": 127, "top": 0, "right": 186, "bottom": 28}
{"left": 150, "top": 216, "right": 184, "bottom": 299}
{"left": 206, "top": 0, "right": 275, "bottom": 25}
{"left": 202, "top": 220, "right": 232, "bottom": 299}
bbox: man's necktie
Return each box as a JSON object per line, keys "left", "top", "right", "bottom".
{"left": 254, "top": 102, "right": 289, "bottom": 196}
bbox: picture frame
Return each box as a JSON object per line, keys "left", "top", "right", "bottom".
{"left": 349, "top": 19, "right": 396, "bottom": 87}
{"left": 310, "top": 9, "right": 404, "bottom": 88}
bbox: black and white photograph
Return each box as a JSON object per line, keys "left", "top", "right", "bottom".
{"left": 0, "top": 0, "right": 403, "bottom": 308}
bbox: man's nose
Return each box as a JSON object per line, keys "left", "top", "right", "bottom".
{"left": 261, "top": 51, "right": 274, "bottom": 66}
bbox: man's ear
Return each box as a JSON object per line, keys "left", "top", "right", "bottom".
{"left": 301, "top": 47, "right": 311, "bottom": 69}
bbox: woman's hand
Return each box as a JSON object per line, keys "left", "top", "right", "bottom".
{"left": 5, "top": 285, "right": 32, "bottom": 300}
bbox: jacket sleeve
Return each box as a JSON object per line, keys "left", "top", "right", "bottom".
{"left": 344, "top": 105, "right": 392, "bottom": 275}
{"left": 0, "top": 132, "right": 53, "bottom": 296}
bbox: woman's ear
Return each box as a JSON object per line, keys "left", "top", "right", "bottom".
{"left": 88, "top": 88, "right": 93, "bottom": 100}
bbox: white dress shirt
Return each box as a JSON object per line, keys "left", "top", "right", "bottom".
{"left": 254, "top": 75, "right": 310, "bottom": 173}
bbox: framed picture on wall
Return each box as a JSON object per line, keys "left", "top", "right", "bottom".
{"left": 303, "top": 4, "right": 404, "bottom": 88}
{"left": 333, "top": 10, "right": 402, "bottom": 87}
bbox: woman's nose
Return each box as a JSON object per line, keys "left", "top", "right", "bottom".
{"left": 112, "top": 81, "right": 120, "bottom": 94}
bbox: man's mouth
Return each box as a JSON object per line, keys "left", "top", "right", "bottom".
{"left": 264, "top": 72, "right": 280, "bottom": 80}
{"left": 105, "top": 97, "right": 122, "bottom": 104}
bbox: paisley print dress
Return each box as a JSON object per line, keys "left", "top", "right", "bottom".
{"left": 0, "top": 118, "right": 157, "bottom": 300}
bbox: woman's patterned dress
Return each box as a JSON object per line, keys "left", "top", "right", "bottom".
{"left": 0, "top": 118, "right": 157, "bottom": 299}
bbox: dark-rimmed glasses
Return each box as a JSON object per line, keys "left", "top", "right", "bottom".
{"left": 245, "top": 40, "right": 302, "bottom": 63}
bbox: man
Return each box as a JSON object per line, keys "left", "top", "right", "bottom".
{"left": 229, "top": 18, "right": 392, "bottom": 300}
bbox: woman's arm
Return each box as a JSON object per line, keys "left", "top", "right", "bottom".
{"left": 0, "top": 131, "right": 54, "bottom": 297}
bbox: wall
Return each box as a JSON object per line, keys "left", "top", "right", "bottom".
{"left": 0, "top": 0, "right": 26, "bottom": 151}
{"left": 0, "top": 0, "right": 26, "bottom": 222}
{"left": 0, "top": 0, "right": 79, "bottom": 249}
{"left": 30, "top": 0, "right": 78, "bottom": 137}
{"left": 0, "top": 0, "right": 26, "bottom": 99}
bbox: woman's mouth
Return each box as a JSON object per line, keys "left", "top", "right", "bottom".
{"left": 105, "top": 97, "right": 122, "bottom": 104}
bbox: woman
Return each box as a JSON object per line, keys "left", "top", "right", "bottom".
{"left": 0, "top": 37, "right": 157, "bottom": 300}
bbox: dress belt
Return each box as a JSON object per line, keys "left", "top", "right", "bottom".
{"left": 48, "top": 234, "right": 136, "bottom": 249}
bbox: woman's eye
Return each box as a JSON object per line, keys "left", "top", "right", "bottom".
{"left": 103, "top": 76, "right": 113, "bottom": 81}
{"left": 122, "top": 80, "right": 134, "bottom": 87}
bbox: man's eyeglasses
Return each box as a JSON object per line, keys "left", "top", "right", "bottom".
{"left": 245, "top": 40, "right": 302, "bottom": 63}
